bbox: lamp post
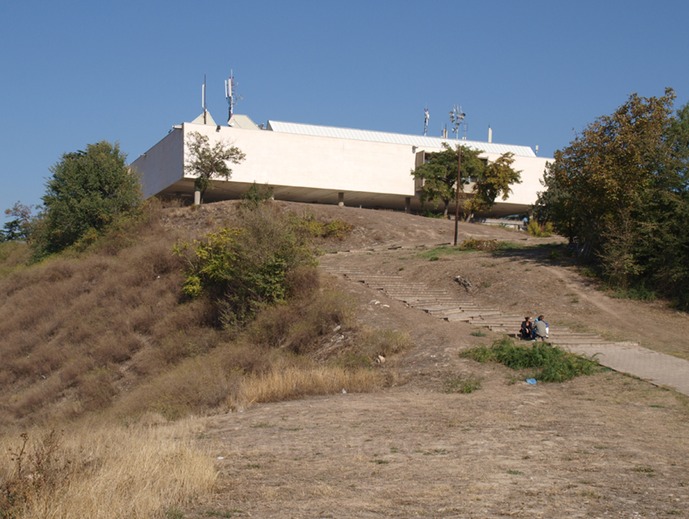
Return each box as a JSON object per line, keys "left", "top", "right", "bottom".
{"left": 449, "top": 106, "right": 466, "bottom": 245}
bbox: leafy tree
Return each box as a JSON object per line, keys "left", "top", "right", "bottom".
{"left": 466, "top": 151, "right": 521, "bottom": 215}
{"left": 185, "top": 131, "right": 246, "bottom": 202}
{"left": 535, "top": 88, "right": 689, "bottom": 308}
{"left": 412, "top": 143, "right": 520, "bottom": 218}
{"left": 0, "top": 202, "right": 34, "bottom": 242}
{"left": 32, "top": 141, "right": 141, "bottom": 257}
{"left": 536, "top": 89, "right": 677, "bottom": 255}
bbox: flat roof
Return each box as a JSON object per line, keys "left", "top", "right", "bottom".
{"left": 267, "top": 120, "right": 537, "bottom": 157}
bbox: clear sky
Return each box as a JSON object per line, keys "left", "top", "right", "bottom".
{"left": 2, "top": 0, "right": 688, "bottom": 223}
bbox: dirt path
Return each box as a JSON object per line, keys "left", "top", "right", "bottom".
{"left": 182, "top": 204, "right": 689, "bottom": 518}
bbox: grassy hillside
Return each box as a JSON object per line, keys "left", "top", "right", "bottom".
{"left": 0, "top": 201, "right": 407, "bottom": 428}
{"left": 0, "top": 200, "right": 412, "bottom": 517}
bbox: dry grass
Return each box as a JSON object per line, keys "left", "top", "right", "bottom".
{"left": 0, "top": 419, "right": 215, "bottom": 518}
{"left": 0, "top": 241, "right": 31, "bottom": 278}
{"left": 236, "top": 364, "right": 384, "bottom": 407}
{"left": 3, "top": 200, "right": 401, "bottom": 423}
{"left": 0, "top": 199, "right": 411, "bottom": 519}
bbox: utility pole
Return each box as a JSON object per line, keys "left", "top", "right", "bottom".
{"left": 449, "top": 105, "right": 466, "bottom": 246}
{"left": 454, "top": 146, "right": 462, "bottom": 245}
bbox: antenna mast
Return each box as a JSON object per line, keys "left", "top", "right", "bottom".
{"left": 449, "top": 105, "right": 465, "bottom": 140}
{"left": 225, "top": 70, "right": 236, "bottom": 123}
{"left": 202, "top": 74, "right": 208, "bottom": 124}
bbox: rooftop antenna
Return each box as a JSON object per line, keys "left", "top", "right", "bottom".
{"left": 225, "top": 70, "right": 237, "bottom": 124}
{"left": 449, "top": 105, "right": 465, "bottom": 140}
{"left": 423, "top": 107, "right": 430, "bottom": 136}
{"left": 202, "top": 74, "right": 208, "bottom": 124}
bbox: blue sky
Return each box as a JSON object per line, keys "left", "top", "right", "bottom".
{"left": 2, "top": 0, "right": 688, "bottom": 223}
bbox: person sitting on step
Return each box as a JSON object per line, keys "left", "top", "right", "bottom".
{"left": 520, "top": 316, "right": 533, "bottom": 340}
{"left": 533, "top": 315, "right": 549, "bottom": 341}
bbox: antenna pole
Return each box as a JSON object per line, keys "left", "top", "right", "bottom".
{"left": 225, "top": 70, "right": 235, "bottom": 124}
{"left": 202, "top": 74, "right": 207, "bottom": 124}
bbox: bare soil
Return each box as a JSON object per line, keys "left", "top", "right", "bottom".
{"left": 181, "top": 202, "right": 689, "bottom": 518}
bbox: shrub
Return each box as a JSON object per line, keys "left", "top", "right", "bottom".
{"left": 461, "top": 338, "right": 599, "bottom": 382}
{"left": 246, "top": 285, "right": 353, "bottom": 354}
{"left": 241, "top": 182, "right": 274, "bottom": 209}
{"left": 175, "top": 205, "right": 318, "bottom": 328}
{"left": 460, "top": 238, "right": 501, "bottom": 251}
{"left": 294, "top": 214, "right": 353, "bottom": 240}
{"left": 526, "top": 220, "right": 554, "bottom": 237}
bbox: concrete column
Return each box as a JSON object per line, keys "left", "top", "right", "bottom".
{"left": 194, "top": 190, "right": 201, "bottom": 206}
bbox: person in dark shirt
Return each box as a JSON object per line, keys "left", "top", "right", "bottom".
{"left": 520, "top": 316, "right": 533, "bottom": 340}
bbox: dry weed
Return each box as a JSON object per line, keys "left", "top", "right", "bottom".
{"left": 0, "top": 420, "right": 215, "bottom": 518}
{"left": 235, "top": 365, "right": 383, "bottom": 408}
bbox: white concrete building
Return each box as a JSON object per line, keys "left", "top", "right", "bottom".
{"left": 132, "top": 112, "right": 551, "bottom": 216}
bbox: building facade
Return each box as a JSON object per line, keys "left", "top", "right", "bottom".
{"left": 132, "top": 113, "right": 551, "bottom": 216}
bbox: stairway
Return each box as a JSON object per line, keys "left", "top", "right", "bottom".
{"left": 319, "top": 251, "right": 689, "bottom": 396}
{"left": 319, "top": 255, "right": 637, "bottom": 350}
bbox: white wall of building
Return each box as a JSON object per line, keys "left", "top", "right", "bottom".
{"left": 497, "top": 154, "right": 550, "bottom": 207}
{"left": 131, "top": 129, "right": 184, "bottom": 198}
{"left": 185, "top": 123, "right": 418, "bottom": 196}
{"left": 132, "top": 117, "right": 551, "bottom": 214}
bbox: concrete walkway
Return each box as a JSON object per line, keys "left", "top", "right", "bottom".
{"left": 320, "top": 252, "right": 689, "bottom": 397}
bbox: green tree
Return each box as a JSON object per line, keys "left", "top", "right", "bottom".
{"left": 185, "top": 131, "right": 246, "bottom": 202}
{"left": 1, "top": 202, "right": 34, "bottom": 242}
{"left": 535, "top": 88, "right": 689, "bottom": 308}
{"left": 32, "top": 141, "right": 141, "bottom": 257}
{"left": 537, "top": 89, "right": 677, "bottom": 256}
{"left": 412, "top": 143, "right": 520, "bottom": 218}
{"left": 466, "top": 151, "right": 521, "bottom": 215}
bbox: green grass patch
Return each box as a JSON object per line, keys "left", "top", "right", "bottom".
{"left": 460, "top": 338, "right": 600, "bottom": 382}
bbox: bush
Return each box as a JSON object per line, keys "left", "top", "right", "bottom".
{"left": 526, "top": 220, "right": 554, "bottom": 237}
{"left": 461, "top": 338, "right": 599, "bottom": 382}
{"left": 294, "top": 214, "right": 353, "bottom": 240}
{"left": 460, "top": 238, "right": 501, "bottom": 251}
{"left": 246, "top": 285, "right": 352, "bottom": 354}
{"left": 175, "top": 205, "right": 318, "bottom": 328}
{"left": 241, "top": 182, "right": 274, "bottom": 209}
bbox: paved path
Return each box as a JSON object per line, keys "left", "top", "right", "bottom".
{"left": 320, "top": 251, "right": 689, "bottom": 397}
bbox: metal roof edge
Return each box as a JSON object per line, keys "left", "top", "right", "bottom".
{"left": 267, "top": 120, "right": 538, "bottom": 157}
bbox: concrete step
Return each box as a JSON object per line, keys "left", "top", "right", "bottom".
{"left": 411, "top": 301, "right": 467, "bottom": 306}
{"left": 383, "top": 288, "right": 452, "bottom": 295}
{"left": 445, "top": 310, "right": 503, "bottom": 321}
{"left": 470, "top": 318, "right": 523, "bottom": 325}
{"left": 423, "top": 304, "right": 479, "bottom": 313}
